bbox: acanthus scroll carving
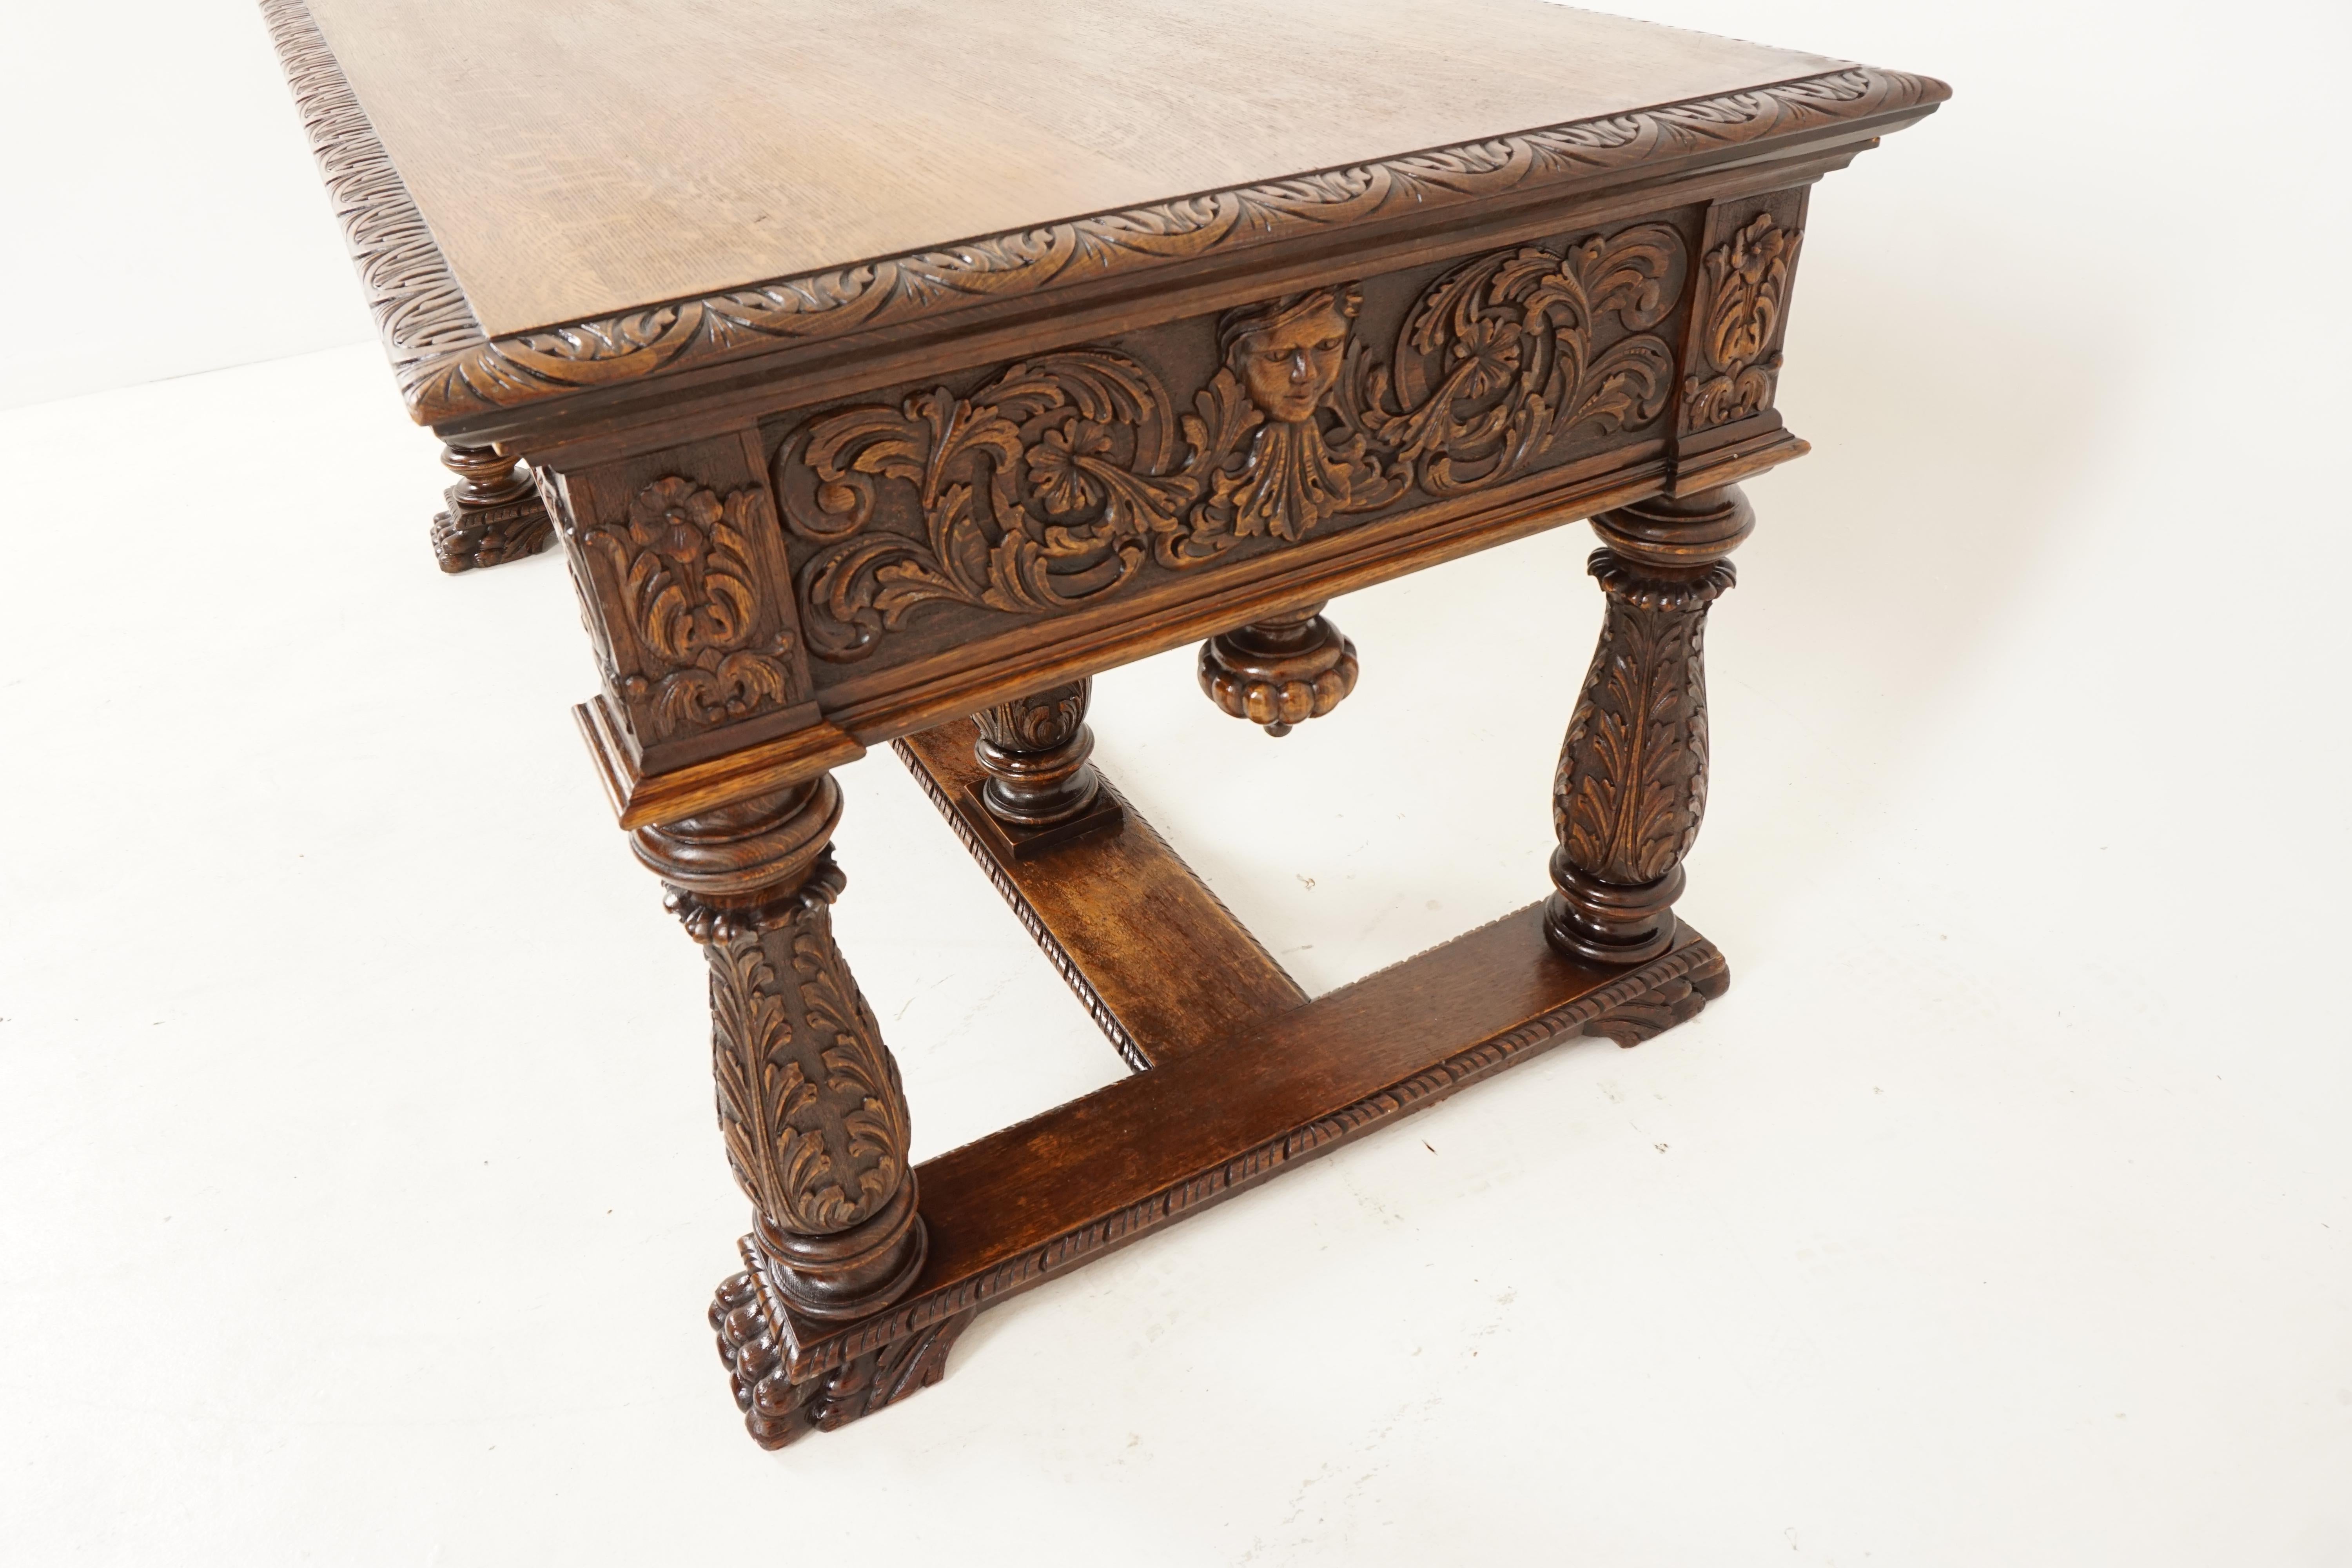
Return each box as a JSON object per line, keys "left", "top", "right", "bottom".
{"left": 1350, "top": 228, "right": 1681, "bottom": 495}
{"left": 1553, "top": 555, "right": 1735, "bottom": 887}
{"left": 698, "top": 854, "right": 911, "bottom": 1238}
{"left": 777, "top": 223, "right": 1686, "bottom": 661}
{"left": 1681, "top": 214, "right": 1802, "bottom": 432}
{"left": 586, "top": 477, "right": 800, "bottom": 736}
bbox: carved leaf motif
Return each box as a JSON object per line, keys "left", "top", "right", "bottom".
{"left": 1555, "top": 599, "right": 1711, "bottom": 885}
{"left": 704, "top": 884, "right": 911, "bottom": 1239}
{"left": 974, "top": 681, "right": 1089, "bottom": 753}
{"left": 1681, "top": 214, "right": 1802, "bottom": 432}
{"left": 787, "top": 918, "right": 907, "bottom": 1232}
{"left": 709, "top": 934, "right": 810, "bottom": 1229}
{"left": 780, "top": 352, "right": 1183, "bottom": 660}
{"left": 588, "top": 478, "right": 799, "bottom": 736}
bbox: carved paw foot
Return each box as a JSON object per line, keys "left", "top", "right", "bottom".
{"left": 429, "top": 444, "right": 553, "bottom": 573}
{"left": 1198, "top": 603, "right": 1357, "bottom": 737}
{"left": 710, "top": 1263, "right": 975, "bottom": 1451}
{"left": 1582, "top": 944, "right": 1729, "bottom": 1047}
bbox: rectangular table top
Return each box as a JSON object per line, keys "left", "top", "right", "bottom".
{"left": 300, "top": 0, "right": 1846, "bottom": 339}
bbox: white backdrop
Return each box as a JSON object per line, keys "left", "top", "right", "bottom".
{"left": 4, "top": 2, "right": 2350, "bottom": 1564}
{"left": 0, "top": 3, "right": 371, "bottom": 409}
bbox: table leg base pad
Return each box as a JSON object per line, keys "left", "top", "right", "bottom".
{"left": 699, "top": 721, "right": 1729, "bottom": 1448}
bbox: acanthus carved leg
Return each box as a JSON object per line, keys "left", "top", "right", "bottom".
{"left": 634, "top": 779, "right": 940, "bottom": 1445}
{"left": 1198, "top": 601, "right": 1359, "bottom": 737}
{"left": 429, "top": 443, "right": 553, "bottom": 573}
{"left": 1546, "top": 485, "right": 1753, "bottom": 968}
{"left": 968, "top": 677, "right": 1122, "bottom": 855}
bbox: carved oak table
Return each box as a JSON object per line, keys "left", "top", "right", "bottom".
{"left": 265, "top": 0, "right": 1944, "bottom": 1447}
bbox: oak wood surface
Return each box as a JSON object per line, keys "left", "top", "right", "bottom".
{"left": 771, "top": 904, "right": 1725, "bottom": 1379}
{"left": 301, "top": 0, "right": 1844, "bottom": 338}
{"left": 895, "top": 720, "right": 1310, "bottom": 1071}
{"left": 256, "top": 0, "right": 1945, "bottom": 1448}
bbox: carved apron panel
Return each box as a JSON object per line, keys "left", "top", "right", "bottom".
{"left": 764, "top": 218, "right": 1697, "bottom": 674}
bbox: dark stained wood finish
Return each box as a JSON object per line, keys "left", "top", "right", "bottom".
{"left": 761, "top": 904, "right": 1728, "bottom": 1390}
{"left": 261, "top": 0, "right": 1944, "bottom": 1450}
{"left": 635, "top": 780, "right": 929, "bottom": 1325}
{"left": 428, "top": 443, "right": 550, "bottom": 573}
{"left": 1548, "top": 485, "right": 1754, "bottom": 965}
{"left": 896, "top": 719, "right": 1308, "bottom": 1072}
{"left": 966, "top": 677, "right": 1125, "bottom": 856}
{"left": 1198, "top": 602, "right": 1360, "bottom": 737}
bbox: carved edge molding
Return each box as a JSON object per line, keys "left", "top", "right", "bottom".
{"left": 258, "top": 0, "right": 487, "bottom": 396}
{"left": 781, "top": 931, "right": 1727, "bottom": 1377}
{"left": 889, "top": 737, "right": 1149, "bottom": 1073}
{"left": 254, "top": 11, "right": 1946, "bottom": 428}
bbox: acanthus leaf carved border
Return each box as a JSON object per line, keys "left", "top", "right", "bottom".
{"left": 255, "top": 5, "right": 1946, "bottom": 428}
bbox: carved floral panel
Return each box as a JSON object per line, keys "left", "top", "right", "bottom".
{"left": 1681, "top": 212, "right": 1803, "bottom": 434}
{"left": 768, "top": 221, "right": 1694, "bottom": 662}
{"left": 575, "top": 473, "right": 809, "bottom": 742}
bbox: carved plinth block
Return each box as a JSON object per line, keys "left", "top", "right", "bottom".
{"left": 961, "top": 784, "right": 1125, "bottom": 861}
{"left": 1199, "top": 603, "right": 1358, "bottom": 736}
{"left": 711, "top": 1244, "right": 975, "bottom": 1451}
{"left": 429, "top": 443, "right": 552, "bottom": 573}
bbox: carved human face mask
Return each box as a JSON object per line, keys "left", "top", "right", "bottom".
{"left": 1236, "top": 297, "right": 1350, "bottom": 423}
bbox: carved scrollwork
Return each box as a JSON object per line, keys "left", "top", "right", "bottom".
{"left": 1681, "top": 214, "right": 1802, "bottom": 432}
{"left": 779, "top": 225, "right": 1690, "bottom": 659}
{"left": 1349, "top": 225, "right": 1682, "bottom": 495}
{"left": 776, "top": 352, "right": 1187, "bottom": 660}
{"left": 586, "top": 477, "right": 799, "bottom": 735}
{"left": 698, "top": 854, "right": 911, "bottom": 1238}
{"left": 1581, "top": 946, "right": 1731, "bottom": 1047}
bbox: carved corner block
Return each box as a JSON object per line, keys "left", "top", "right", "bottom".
{"left": 429, "top": 444, "right": 552, "bottom": 572}
{"left": 544, "top": 432, "right": 824, "bottom": 785}
{"left": 1666, "top": 189, "right": 1812, "bottom": 494}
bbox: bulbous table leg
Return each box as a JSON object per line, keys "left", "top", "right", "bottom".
{"left": 633, "top": 778, "right": 943, "bottom": 1446}
{"left": 1198, "top": 601, "right": 1358, "bottom": 736}
{"left": 1546, "top": 485, "right": 1753, "bottom": 967}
